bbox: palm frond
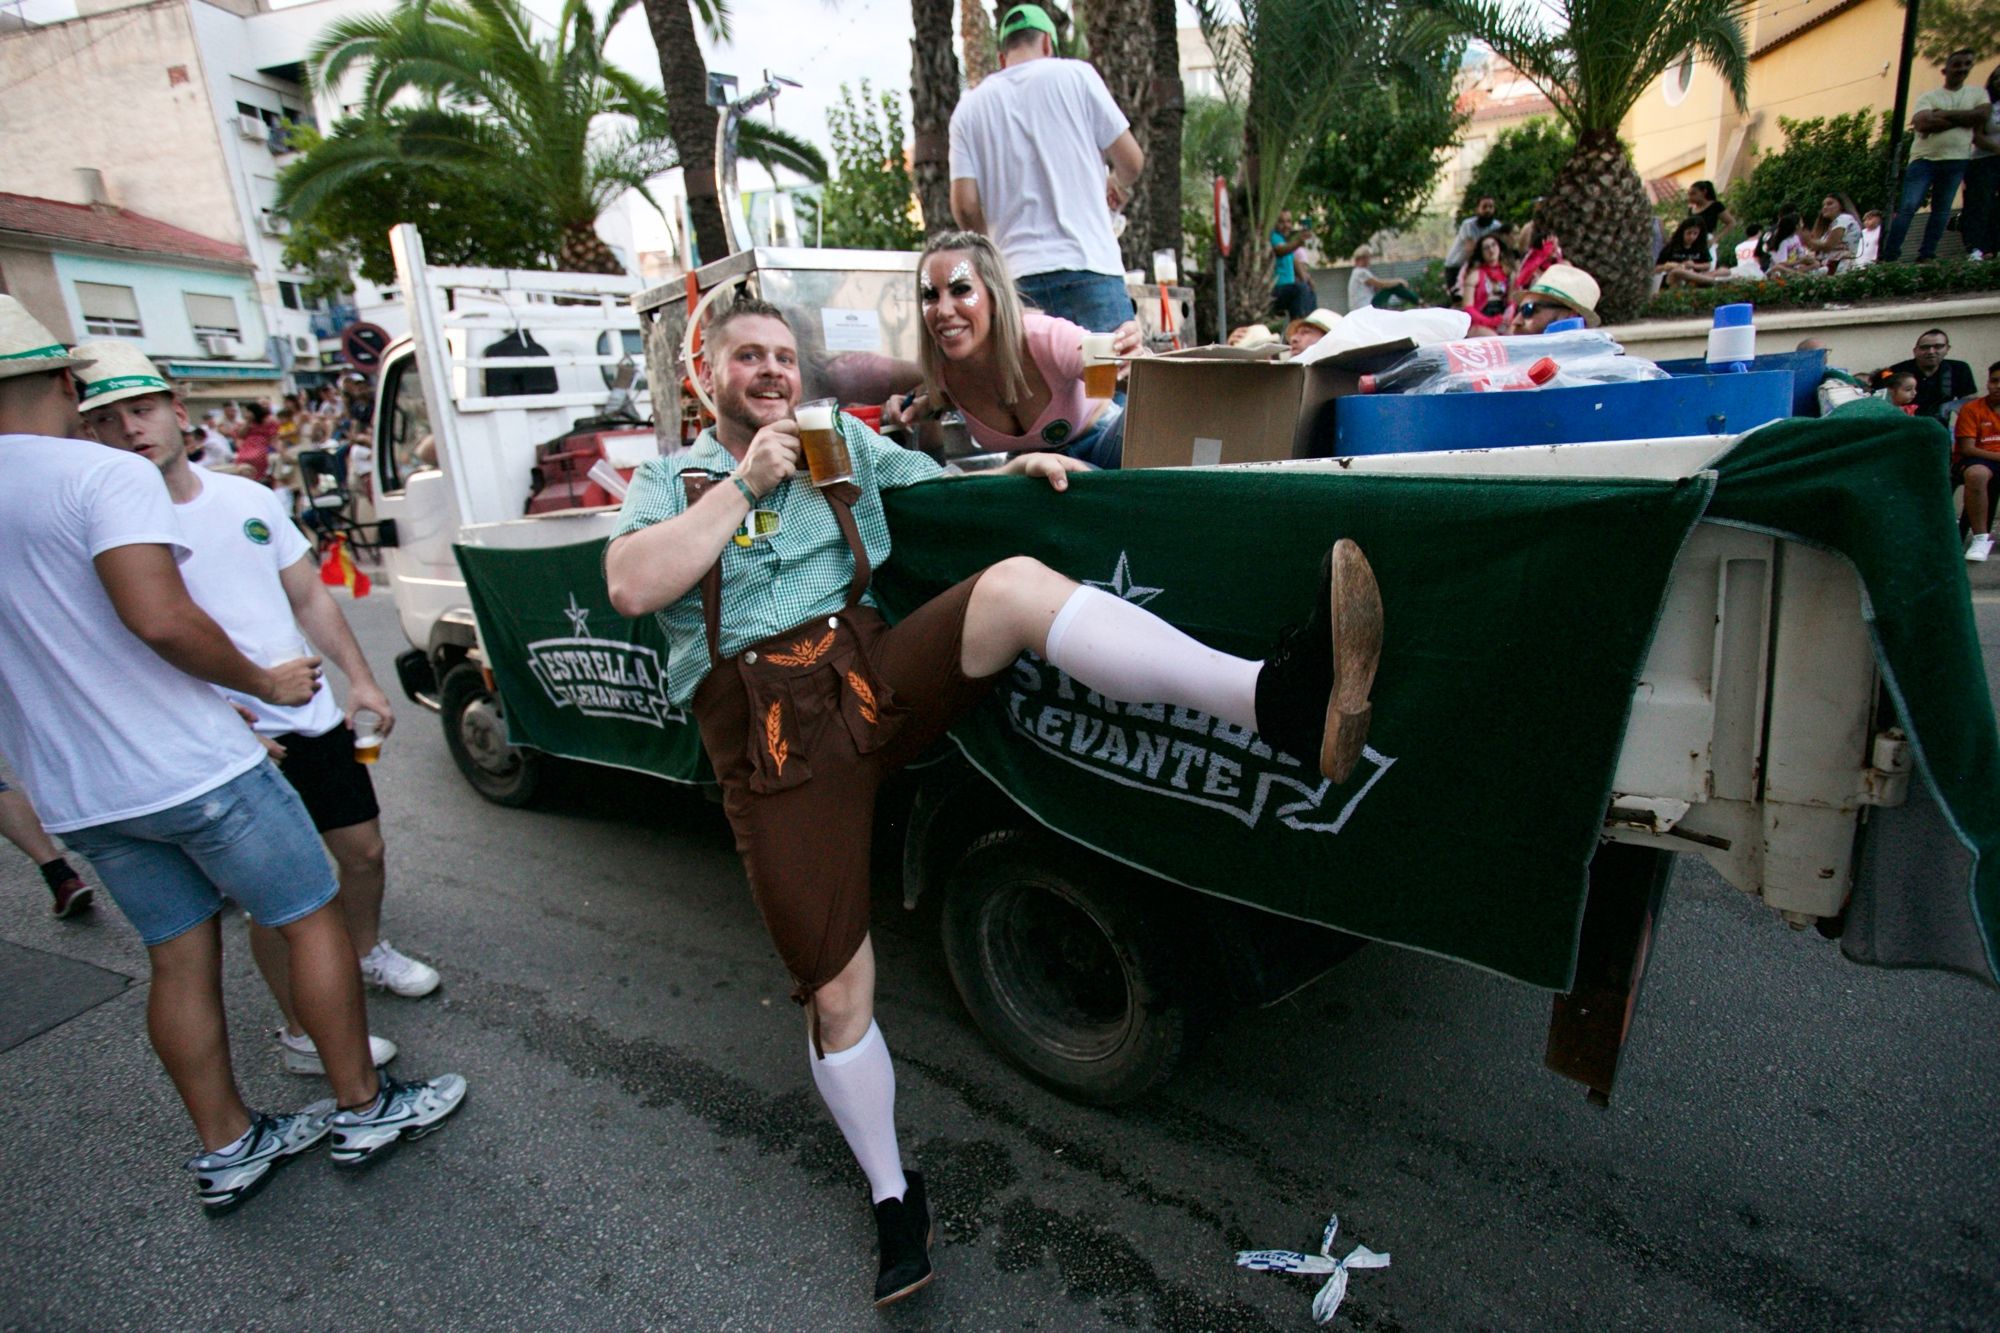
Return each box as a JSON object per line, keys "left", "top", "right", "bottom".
{"left": 740, "top": 120, "right": 828, "bottom": 183}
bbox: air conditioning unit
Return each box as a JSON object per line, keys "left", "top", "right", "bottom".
{"left": 290, "top": 334, "right": 317, "bottom": 357}
{"left": 258, "top": 212, "right": 290, "bottom": 237}
{"left": 200, "top": 334, "right": 244, "bottom": 359}
{"left": 236, "top": 114, "right": 269, "bottom": 143}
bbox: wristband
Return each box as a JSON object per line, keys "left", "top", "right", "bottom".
{"left": 731, "top": 475, "right": 758, "bottom": 507}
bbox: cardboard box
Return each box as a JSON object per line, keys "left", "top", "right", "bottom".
{"left": 1121, "top": 340, "right": 1413, "bottom": 469}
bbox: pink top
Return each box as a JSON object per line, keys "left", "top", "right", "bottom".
{"left": 956, "top": 311, "right": 1105, "bottom": 453}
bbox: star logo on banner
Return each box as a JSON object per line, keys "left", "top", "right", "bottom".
{"left": 1086, "top": 553, "right": 1163, "bottom": 607}
{"left": 564, "top": 593, "right": 591, "bottom": 636}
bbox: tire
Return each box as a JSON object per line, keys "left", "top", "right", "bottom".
{"left": 940, "top": 828, "right": 1189, "bottom": 1106}
{"left": 440, "top": 663, "right": 545, "bottom": 808}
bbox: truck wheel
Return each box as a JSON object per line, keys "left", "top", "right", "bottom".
{"left": 440, "top": 663, "right": 545, "bottom": 808}
{"left": 941, "top": 829, "right": 1188, "bottom": 1106}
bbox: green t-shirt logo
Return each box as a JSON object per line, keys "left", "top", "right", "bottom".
{"left": 243, "top": 518, "right": 272, "bottom": 545}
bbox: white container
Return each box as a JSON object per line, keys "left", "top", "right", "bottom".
{"left": 1705, "top": 303, "right": 1756, "bottom": 371}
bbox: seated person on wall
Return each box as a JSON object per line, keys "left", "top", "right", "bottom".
{"left": 1458, "top": 233, "right": 1513, "bottom": 331}
{"left": 1347, "top": 247, "right": 1414, "bottom": 310}
{"left": 883, "top": 231, "right": 1145, "bottom": 471}
{"left": 1953, "top": 360, "right": 2000, "bottom": 563}
{"left": 1655, "top": 219, "right": 1716, "bottom": 288}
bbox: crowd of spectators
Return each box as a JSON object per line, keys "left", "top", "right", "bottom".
{"left": 190, "top": 375, "right": 376, "bottom": 539}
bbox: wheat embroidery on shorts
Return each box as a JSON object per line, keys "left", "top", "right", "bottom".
{"left": 765, "top": 701, "right": 789, "bottom": 776}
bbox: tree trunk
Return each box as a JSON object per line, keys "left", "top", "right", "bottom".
{"left": 641, "top": 0, "right": 726, "bottom": 266}
{"left": 557, "top": 218, "right": 625, "bottom": 274}
{"left": 910, "top": 0, "right": 961, "bottom": 235}
{"left": 1081, "top": 0, "right": 1154, "bottom": 272}
{"left": 1144, "top": 0, "right": 1183, "bottom": 282}
{"left": 1539, "top": 131, "right": 1655, "bottom": 325}
{"left": 961, "top": 1, "right": 996, "bottom": 88}
{"left": 1226, "top": 120, "right": 1271, "bottom": 328}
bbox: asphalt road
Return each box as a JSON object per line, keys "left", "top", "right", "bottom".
{"left": 2, "top": 588, "right": 1997, "bottom": 1332}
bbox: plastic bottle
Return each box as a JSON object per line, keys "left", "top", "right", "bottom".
{"left": 1545, "top": 355, "right": 1671, "bottom": 390}
{"left": 1359, "top": 330, "right": 1622, "bottom": 393}
{"left": 1409, "top": 356, "right": 1561, "bottom": 394}
{"left": 1705, "top": 302, "right": 1756, "bottom": 373}
{"left": 1544, "top": 317, "right": 1588, "bottom": 334}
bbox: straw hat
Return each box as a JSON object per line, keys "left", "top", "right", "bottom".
{"left": 0, "top": 295, "right": 92, "bottom": 379}
{"left": 1522, "top": 263, "right": 1602, "bottom": 327}
{"left": 72, "top": 340, "right": 174, "bottom": 410}
{"left": 1284, "top": 308, "right": 1341, "bottom": 340}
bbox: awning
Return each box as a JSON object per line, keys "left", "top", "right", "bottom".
{"left": 161, "top": 360, "right": 283, "bottom": 381}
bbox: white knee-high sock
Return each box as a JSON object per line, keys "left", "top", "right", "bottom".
{"left": 809, "top": 1020, "right": 909, "bottom": 1204}
{"left": 1042, "top": 585, "right": 1261, "bottom": 730}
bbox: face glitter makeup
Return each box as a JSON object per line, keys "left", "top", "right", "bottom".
{"left": 948, "top": 259, "right": 973, "bottom": 285}
{"left": 920, "top": 279, "right": 939, "bottom": 301}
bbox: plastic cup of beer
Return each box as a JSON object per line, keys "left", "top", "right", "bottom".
{"left": 1081, "top": 334, "right": 1119, "bottom": 399}
{"left": 353, "top": 709, "right": 384, "bottom": 765}
{"left": 795, "top": 398, "right": 853, "bottom": 487}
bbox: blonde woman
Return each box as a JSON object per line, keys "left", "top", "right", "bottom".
{"left": 884, "top": 231, "right": 1144, "bottom": 469}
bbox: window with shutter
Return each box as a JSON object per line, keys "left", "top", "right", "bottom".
{"left": 184, "top": 292, "right": 242, "bottom": 338}
{"left": 76, "top": 282, "right": 142, "bottom": 337}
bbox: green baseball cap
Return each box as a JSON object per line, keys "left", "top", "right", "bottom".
{"left": 998, "top": 4, "right": 1058, "bottom": 44}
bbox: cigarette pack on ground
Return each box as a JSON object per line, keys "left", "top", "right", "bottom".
{"left": 1121, "top": 339, "right": 1412, "bottom": 469}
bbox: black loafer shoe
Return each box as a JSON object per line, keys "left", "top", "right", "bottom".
{"left": 873, "top": 1170, "right": 934, "bottom": 1308}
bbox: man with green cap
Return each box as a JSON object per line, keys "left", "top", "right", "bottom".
{"left": 948, "top": 3, "right": 1145, "bottom": 332}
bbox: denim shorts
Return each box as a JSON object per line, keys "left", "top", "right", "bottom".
{"left": 1016, "top": 270, "right": 1135, "bottom": 334}
{"left": 1060, "top": 400, "right": 1125, "bottom": 470}
{"left": 61, "top": 761, "right": 337, "bottom": 946}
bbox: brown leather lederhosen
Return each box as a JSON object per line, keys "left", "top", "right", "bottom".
{"left": 681, "top": 473, "right": 998, "bottom": 1055}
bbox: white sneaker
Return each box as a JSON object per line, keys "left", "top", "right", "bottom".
{"left": 360, "top": 939, "right": 440, "bottom": 998}
{"left": 277, "top": 1028, "right": 398, "bottom": 1075}
{"left": 1967, "top": 533, "right": 1993, "bottom": 562}
{"left": 186, "top": 1100, "right": 334, "bottom": 1212}
{"left": 328, "top": 1073, "right": 468, "bottom": 1167}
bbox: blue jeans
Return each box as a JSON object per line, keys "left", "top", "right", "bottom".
{"left": 1272, "top": 281, "right": 1316, "bottom": 319}
{"left": 1962, "top": 155, "right": 2000, "bottom": 256}
{"left": 1016, "top": 270, "right": 1134, "bottom": 333}
{"left": 61, "top": 761, "right": 337, "bottom": 945}
{"left": 1885, "top": 157, "right": 1969, "bottom": 261}
{"left": 1060, "top": 401, "right": 1125, "bottom": 470}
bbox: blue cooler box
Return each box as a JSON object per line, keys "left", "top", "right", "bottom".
{"left": 1328, "top": 368, "right": 1795, "bottom": 457}
{"left": 1655, "top": 349, "right": 1828, "bottom": 418}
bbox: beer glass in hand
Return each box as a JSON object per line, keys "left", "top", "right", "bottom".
{"left": 1081, "top": 334, "right": 1119, "bottom": 400}
{"left": 796, "top": 398, "right": 853, "bottom": 487}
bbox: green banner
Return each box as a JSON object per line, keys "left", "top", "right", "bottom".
{"left": 457, "top": 542, "right": 711, "bottom": 785}
{"left": 454, "top": 409, "right": 2000, "bottom": 992}
{"left": 875, "top": 468, "right": 1713, "bottom": 989}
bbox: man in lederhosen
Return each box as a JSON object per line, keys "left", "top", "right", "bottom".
{"left": 605, "top": 297, "right": 1382, "bottom": 1308}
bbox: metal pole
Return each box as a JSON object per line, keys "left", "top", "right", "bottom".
{"left": 1885, "top": 0, "right": 1921, "bottom": 208}
{"left": 1216, "top": 258, "right": 1227, "bottom": 345}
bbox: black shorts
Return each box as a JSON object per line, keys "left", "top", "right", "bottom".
{"left": 276, "top": 722, "right": 380, "bottom": 833}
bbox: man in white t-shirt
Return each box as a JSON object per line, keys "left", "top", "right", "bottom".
{"left": 0, "top": 297, "right": 464, "bottom": 1211}
{"left": 948, "top": 3, "right": 1144, "bottom": 332}
{"left": 75, "top": 343, "right": 445, "bottom": 1073}
{"left": 1886, "top": 49, "right": 1993, "bottom": 262}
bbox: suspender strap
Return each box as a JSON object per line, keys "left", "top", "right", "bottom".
{"left": 679, "top": 471, "right": 726, "bottom": 670}
{"left": 677, "top": 472, "right": 871, "bottom": 671}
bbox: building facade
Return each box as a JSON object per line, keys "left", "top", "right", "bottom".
{"left": 0, "top": 0, "right": 382, "bottom": 387}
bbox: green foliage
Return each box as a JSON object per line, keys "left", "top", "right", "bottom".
{"left": 1457, "top": 117, "right": 1575, "bottom": 225}
{"left": 1295, "top": 38, "right": 1466, "bottom": 256}
{"left": 1418, "top": 0, "right": 1752, "bottom": 135}
{"left": 278, "top": 122, "right": 561, "bottom": 290}
{"left": 1642, "top": 256, "right": 2000, "bottom": 319}
{"left": 817, "top": 82, "right": 922, "bottom": 252}
{"left": 1179, "top": 95, "right": 1244, "bottom": 262}
{"left": 1728, "top": 113, "right": 1894, "bottom": 236}
{"left": 281, "top": 0, "right": 824, "bottom": 272}
{"left": 1918, "top": 0, "right": 2000, "bottom": 64}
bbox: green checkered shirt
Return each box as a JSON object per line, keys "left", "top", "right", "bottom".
{"left": 612, "top": 414, "right": 946, "bottom": 705}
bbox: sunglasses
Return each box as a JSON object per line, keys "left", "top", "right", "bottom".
{"left": 1516, "top": 300, "right": 1562, "bottom": 321}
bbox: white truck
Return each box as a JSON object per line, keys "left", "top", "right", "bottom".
{"left": 370, "top": 224, "right": 1941, "bottom": 1107}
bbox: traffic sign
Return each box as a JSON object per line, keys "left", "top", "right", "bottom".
{"left": 341, "top": 321, "right": 391, "bottom": 372}
{"left": 1214, "top": 176, "right": 1232, "bottom": 258}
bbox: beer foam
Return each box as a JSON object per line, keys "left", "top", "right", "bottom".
{"left": 1081, "top": 333, "right": 1117, "bottom": 362}
{"left": 796, "top": 403, "right": 836, "bottom": 431}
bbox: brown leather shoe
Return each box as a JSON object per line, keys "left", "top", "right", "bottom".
{"left": 1321, "top": 539, "right": 1383, "bottom": 784}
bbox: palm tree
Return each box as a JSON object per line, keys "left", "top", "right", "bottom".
{"left": 1195, "top": 0, "right": 1461, "bottom": 326}
{"left": 639, "top": 0, "right": 735, "bottom": 264}
{"left": 909, "top": 0, "right": 961, "bottom": 233}
{"left": 1419, "top": 0, "right": 1751, "bottom": 322}
{"left": 289, "top": 0, "right": 823, "bottom": 274}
